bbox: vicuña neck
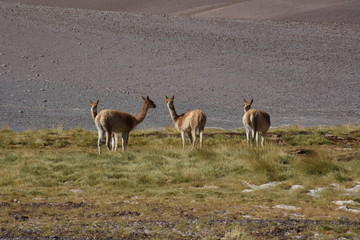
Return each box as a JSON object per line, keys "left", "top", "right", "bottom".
{"left": 91, "top": 107, "right": 97, "bottom": 120}
{"left": 167, "top": 104, "right": 179, "bottom": 123}
{"left": 135, "top": 102, "right": 149, "bottom": 125}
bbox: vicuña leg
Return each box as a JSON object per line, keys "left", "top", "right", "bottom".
{"left": 251, "top": 129, "right": 256, "bottom": 146}
{"left": 199, "top": 129, "right": 204, "bottom": 149}
{"left": 187, "top": 132, "right": 193, "bottom": 144}
{"left": 261, "top": 132, "right": 267, "bottom": 147}
{"left": 97, "top": 130, "right": 105, "bottom": 154}
{"left": 112, "top": 133, "right": 118, "bottom": 151}
{"left": 106, "top": 131, "right": 113, "bottom": 151}
{"left": 191, "top": 129, "right": 197, "bottom": 149}
{"left": 245, "top": 127, "right": 250, "bottom": 145}
{"left": 121, "top": 132, "right": 129, "bottom": 152}
{"left": 181, "top": 131, "right": 186, "bottom": 149}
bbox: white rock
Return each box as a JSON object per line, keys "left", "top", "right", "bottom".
{"left": 273, "top": 204, "right": 300, "bottom": 210}
{"left": 69, "top": 189, "right": 82, "bottom": 193}
{"left": 307, "top": 187, "right": 326, "bottom": 196}
{"left": 338, "top": 206, "right": 360, "bottom": 213}
{"left": 333, "top": 200, "right": 359, "bottom": 206}
{"left": 242, "top": 181, "right": 280, "bottom": 192}
{"left": 347, "top": 184, "right": 360, "bottom": 192}
{"left": 289, "top": 185, "right": 304, "bottom": 191}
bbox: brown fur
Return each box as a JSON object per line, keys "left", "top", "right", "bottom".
{"left": 242, "top": 98, "right": 271, "bottom": 146}
{"left": 94, "top": 96, "right": 156, "bottom": 154}
{"left": 166, "top": 96, "right": 207, "bottom": 149}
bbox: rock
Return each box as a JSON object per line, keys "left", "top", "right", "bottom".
{"left": 273, "top": 204, "right": 300, "bottom": 210}
{"left": 290, "top": 185, "right": 304, "bottom": 191}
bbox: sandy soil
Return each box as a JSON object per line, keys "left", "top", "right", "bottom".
{"left": 0, "top": 0, "right": 359, "bottom": 131}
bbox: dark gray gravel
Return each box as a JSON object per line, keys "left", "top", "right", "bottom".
{"left": 0, "top": 1, "right": 359, "bottom": 131}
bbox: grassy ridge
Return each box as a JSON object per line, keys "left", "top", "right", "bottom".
{"left": 0, "top": 125, "right": 359, "bottom": 239}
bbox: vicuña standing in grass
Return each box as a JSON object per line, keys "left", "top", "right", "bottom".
{"left": 90, "top": 100, "right": 118, "bottom": 151}
{"left": 242, "top": 98, "right": 271, "bottom": 147}
{"left": 166, "top": 96, "right": 207, "bottom": 149}
{"left": 94, "top": 96, "right": 156, "bottom": 154}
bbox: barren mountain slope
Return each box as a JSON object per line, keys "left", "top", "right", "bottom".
{"left": 0, "top": 1, "right": 359, "bottom": 131}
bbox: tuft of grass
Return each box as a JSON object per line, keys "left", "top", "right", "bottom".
{"left": 297, "top": 152, "right": 341, "bottom": 176}
{"left": 223, "top": 225, "right": 255, "bottom": 240}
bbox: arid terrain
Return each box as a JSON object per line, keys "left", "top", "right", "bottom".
{"left": 0, "top": 0, "right": 359, "bottom": 131}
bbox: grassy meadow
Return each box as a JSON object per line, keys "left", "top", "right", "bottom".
{"left": 0, "top": 125, "right": 360, "bottom": 239}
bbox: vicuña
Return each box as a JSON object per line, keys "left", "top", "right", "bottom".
{"left": 242, "top": 98, "right": 271, "bottom": 147}
{"left": 94, "top": 96, "right": 156, "bottom": 154}
{"left": 165, "top": 96, "right": 207, "bottom": 149}
{"left": 90, "top": 100, "right": 117, "bottom": 151}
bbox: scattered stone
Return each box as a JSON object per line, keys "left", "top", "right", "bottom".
{"left": 333, "top": 200, "right": 359, "bottom": 206}
{"left": 36, "top": 73, "right": 41, "bottom": 77}
{"left": 69, "top": 189, "right": 82, "bottom": 193}
{"left": 338, "top": 206, "right": 360, "bottom": 213}
{"left": 19, "top": 110, "right": 24, "bottom": 113}
{"left": 273, "top": 204, "right": 300, "bottom": 210}
{"left": 307, "top": 187, "right": 326, "bottom": 196}
{"left": 242, "top": 181, "right": 280, "bottom": 192}
{"left": 123, "top": 200, "right": 138, "bottom": 205}
{"left": 290, "top": 185, "right": 304, "bottom": 191}
{"left": 192, "top": 185, "right": 220, "bottom": 190}
{"left": 1, "top": 64, "right": 7, "bottom": 67}
{"left": 346, "top": 183, "right": 360, "bottom": 192}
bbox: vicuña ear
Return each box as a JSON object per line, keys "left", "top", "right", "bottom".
{"left": 250, "top": 99, "right": 253, "bottom": 104}
{"left": 243, "top": 98, "right": 247, "bottom": 102}
{"left": 142, "top": 96, "right": 146, "bottom": 100}
{"left": 147, "top": 96, "right": 150, "bottom": 100}
{"left": 172, "top": 96, "right": 175, "bottom": 99}
{"left": 96, "top": 100, "right": 99, "bottom": 104}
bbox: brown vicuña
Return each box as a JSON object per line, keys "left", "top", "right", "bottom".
{"left": 242, "top": 98, "right": 271, "bottom": 147}
{"left": 94, "top": 96, "right": 156, "bottom": 154}
{"left": 165, "top": 96, "right": 207, "bottom": 149}
{"left": 90, "top": 100, "right": 117, "bottom": 151}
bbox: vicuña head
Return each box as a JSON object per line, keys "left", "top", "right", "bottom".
{"left": 165, "top": 96, "right": 207, "bottom": 149}
{"left": 90, "top": 100, "right": 99, "bottom": 120}
{"left": 94, "top": 96, "right": 156, "bottom": 154}
{"left": 242, "top": 98, "right": 271, "bottom": 147}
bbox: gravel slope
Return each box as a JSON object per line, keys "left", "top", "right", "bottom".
{"left": 0, "top": 1, "right": 359, "bottom": 131}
